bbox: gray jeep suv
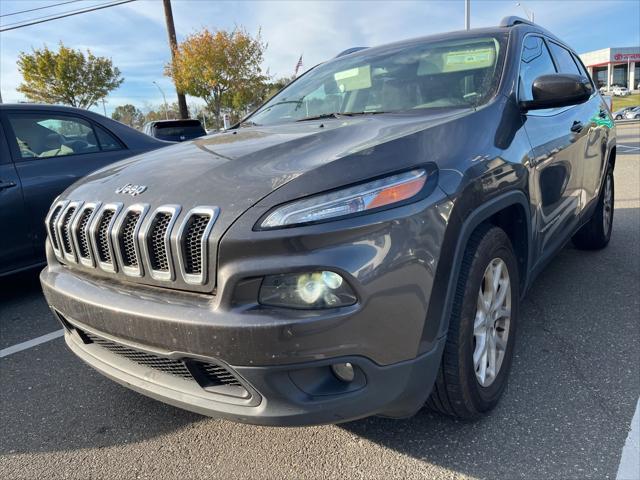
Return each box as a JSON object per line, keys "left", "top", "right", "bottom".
{"left": 40, "top": 17, "right": 616, "bottom": 426}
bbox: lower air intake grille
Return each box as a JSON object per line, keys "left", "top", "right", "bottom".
{"left": 96, "top": 210, "right": 115, "bottom": 263}
{"left": 77, "top": 328, "right": 245, "bottom": 392}
{"left": 183, "top": 214, "right": 210, "bottom": 275}
{"left": 148, "top": 213, "right": 172, "bottom": 271}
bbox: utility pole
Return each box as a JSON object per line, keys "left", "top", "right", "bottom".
{"left": 464, "top": 0, "right": 470, "bottom": 30}
{"left": 101, "top": 98, "right": 107, "bottom": 116}
{"left": 162, "top": 0, "right": 188, "bottom": 119}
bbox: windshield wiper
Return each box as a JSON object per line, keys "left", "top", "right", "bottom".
{"left": 297, "top": 111, "right": 390, "bottom": 122}
{"left": 296, "top": 112, "right": 343, "bottom": 122}
{"left": 239, "top": 120, "right": 260, "bottom": 127}
{"left": 341, "top": 111, "right": 388, "bottom": 116}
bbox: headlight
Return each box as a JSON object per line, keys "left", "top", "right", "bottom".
{"left": 259, "top": 271, "right": 357, "bottom": 309}
{"left": 259, "top": 169, "right": 427, "bottom": 229}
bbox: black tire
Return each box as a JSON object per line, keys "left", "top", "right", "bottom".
{"left": 572, "top": 166, "right": 614, "bottom": 250}
{"left": 427, "top": 225, "right": 519, "bottom": 419}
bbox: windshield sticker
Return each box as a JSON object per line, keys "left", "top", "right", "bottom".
{"left": 334, "top": 65, "right": 371, "bottom": 91}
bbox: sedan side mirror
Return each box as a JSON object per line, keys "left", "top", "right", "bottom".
{"left": 521, "top": 74, "right": 593, "bottom": 110}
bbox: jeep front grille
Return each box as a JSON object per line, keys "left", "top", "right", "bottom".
{"left": 45, "top": 201, "right": 219, "bottom": 290}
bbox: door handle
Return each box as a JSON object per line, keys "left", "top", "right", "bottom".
{"left": 0, "top": 180, "right": 17, "bottom": 190}
{"left": 570, "top": 121, "right": 584, "bottom": 133}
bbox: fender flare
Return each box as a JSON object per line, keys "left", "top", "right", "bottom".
{"left": 423, "top": 190, "right": 533, "bottom": 344}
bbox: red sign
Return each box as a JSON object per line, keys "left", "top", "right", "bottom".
{"left": 613, "top": 53, "right": 640, "bottom": 61}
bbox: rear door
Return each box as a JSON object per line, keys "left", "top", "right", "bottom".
{"left": 0, "top": 122, "right": 33, "bottom": 273}
{"left": 519, "top": 35, "right": 587, "bottom": 263}
{"left": 1, "top": 109, "right": 130, "bottom": 254}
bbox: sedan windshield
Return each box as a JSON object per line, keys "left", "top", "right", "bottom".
{"left": 248, "top": 34, "right": 506, "bottom": 126}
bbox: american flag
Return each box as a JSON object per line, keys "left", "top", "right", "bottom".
{"left": 294, "top": 55, "right": 303, "bottom": 77}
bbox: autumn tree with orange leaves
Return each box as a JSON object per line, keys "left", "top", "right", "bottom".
{"left": 166, "top": 27, "right": 267, "bottom": 126}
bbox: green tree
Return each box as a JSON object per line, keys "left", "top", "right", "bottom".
{"left": 165, "top": 27, "right": 267, "bottom": 127}
{"left": 17, "top": 43, "right": 123, "bottom": 109}
{"left": 111, "top": 104, "right": 144, "bottom": 129}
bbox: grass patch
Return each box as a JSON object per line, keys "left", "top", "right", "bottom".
{"left": 611, "top": 93, "right": 640, "bottom": 112}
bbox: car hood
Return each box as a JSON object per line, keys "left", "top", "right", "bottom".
{"left": 62, "top": 109, "right": 470, "bottom": 230}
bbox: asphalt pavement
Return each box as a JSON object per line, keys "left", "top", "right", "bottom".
{"left": 1, "top": 123, "right": 639, "bottom": 480}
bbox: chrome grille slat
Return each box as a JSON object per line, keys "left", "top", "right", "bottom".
{"left": 120, "top": 212, "right": 141, "bottom": 267}
{"left": 148, "top": 212, "right": 172, "bottom": 271}
{"left": 184, "top": 214, "right": 210, "bottom": 275}
{"left": 76, "top": 209, "right": 94, "bottom": 259}
{"left": 96, "top": 210, "right": 115, "bottom": 264}
{"left": 47, "top": 201, "right": 217, "bottom": 290}
{"left": 61, "top": 207, "right": 77, "bottom": 255}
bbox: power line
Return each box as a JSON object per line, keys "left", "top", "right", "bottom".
{"left": 0, "top": 0, "right": 137, "bottom": 32}
{"left": 0, "top": 0, "right": 84, "bottom": 18}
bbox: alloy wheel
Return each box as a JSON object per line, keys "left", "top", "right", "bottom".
{"left": 473, "top": 258, "right": 511, "bottom": 387}
{"left": 603, "top": 173, "right": 613, "bottom": 234}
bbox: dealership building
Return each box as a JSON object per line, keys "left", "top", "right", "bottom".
{"left": 579, "top": 47, "right": 640, "bottom": 90}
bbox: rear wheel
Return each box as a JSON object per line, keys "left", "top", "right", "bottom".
{"left": 427, "top": 225, "right": 519, "bottom": 419}
{"left": 572, "top": 166, "right": 614, "bottom": 250}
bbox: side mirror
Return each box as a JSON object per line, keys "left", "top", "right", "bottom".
{"left": 521, "top": 73, "right": 593, "bottom": 110}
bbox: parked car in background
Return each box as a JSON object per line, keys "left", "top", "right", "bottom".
{"left": 41, "top": 16, "right": 616, "bottom": 425}
{"left": 0, "top": 104, "right": 168, "bottom": 276}
{"left": 612, "top": 86, "right": 630, "bottom": 96}
{"left": 613, "top": 106, "right": 637, "bottom": 119}
{"left": 142, "top": 119, "right": 207, "bottom": 142}
{"left": 624, "top": 106, "right": 640, "bottom": 119}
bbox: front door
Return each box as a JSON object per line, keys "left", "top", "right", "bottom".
{"left": 519, "top": 35, "right": 589, "bottom": 264}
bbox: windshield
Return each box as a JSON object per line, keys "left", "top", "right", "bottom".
{"left": 248, "top": 34, "right": 506, "bottom": 126}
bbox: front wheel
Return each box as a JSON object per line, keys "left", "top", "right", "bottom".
{"left": 573, "top": 166, "right": 614, "bottom": 250}
{"left": 427, "top": 226, "right": 519, "bottom": 419}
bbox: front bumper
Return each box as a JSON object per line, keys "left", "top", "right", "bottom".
{"left": 58, "top": 312, "right": 444, "bottom": 426}
{"left": 41, "top": 263, "right": 446, "bottom": 425}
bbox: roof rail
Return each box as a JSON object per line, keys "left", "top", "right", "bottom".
{"left": 334, "top": 47, "right": 368, "bottom": 58}
{"left": 499, "top": 15, "right": 536, "bottom": 28}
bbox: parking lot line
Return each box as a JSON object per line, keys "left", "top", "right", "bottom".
{"left": 0, "top": 329, "right": 64, "bottom": 358}
{"left": 617, "top": 398, "right": 640, "bottom": 480}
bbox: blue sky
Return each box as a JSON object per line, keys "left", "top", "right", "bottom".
{"left": 1, "top": 0, "right": 639, "bottom": 116}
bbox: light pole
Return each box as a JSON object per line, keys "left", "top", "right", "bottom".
{"left": 153, "top": 81, "right": 169, "bottom": 120}
{"left": 464, "top": 0, "right": 470, "bottom": 30}
{"left": 516, "top": 2, "right": 534, "bottom": 22}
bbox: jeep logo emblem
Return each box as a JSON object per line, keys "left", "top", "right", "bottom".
{"left": 115, "top": 183, "right": 147, "bottom": 196}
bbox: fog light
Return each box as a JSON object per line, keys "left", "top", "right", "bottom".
{"left": 259, "top": 271, "right": 356, "bottom": 309}
{"left": 331, "top": 362, "right": 355, "bottom": 382}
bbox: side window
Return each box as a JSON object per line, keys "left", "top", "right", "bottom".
{"left": 571, "top": 52, "right": 595, "bottom": 85}
{"left": 7, "top": 113, "right": 100, "bottom": 159}
{"left": 95, "top": 125, "right": 123, "bottom": 151}
{"left": 547, "top": 42, "right": 580, "bottom": 75}
{"left": 519, "top": 36, "right": 557, "bottom": 102}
